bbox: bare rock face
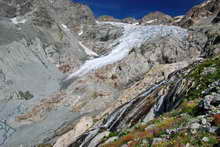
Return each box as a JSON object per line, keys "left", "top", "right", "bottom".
{"left": 43, "top": 0, "right": 96, "bottom": 33}
{"left": 94, "top": 61, "right": 191, "bottom": 123}
{"left": 138, "top": 35, "right": 201, "bottom": 64}
{"left": 0, "top": 16, "right": 89, "bottom": 147}
{"left": 140, "top": 11, "right": 173, "bottom": 25}
{"left": 190, "top": 24, "right": 220, "bottom": 57}
{"left": 0, "top": 0, "right": 96, "bottom": 146}
{"left": 0, "top": 0, "right": 96, "bottom": 33}
{"left": 28, "top": 3, "right": 88, "bottom": 70}
{"left": 0, "top": 19, "right": 62, "bottom": 99}
{"left": 97, "top": 15, "right": 121, "bottom": 22}
{"left": 176, "top": 0, "right": 220, "bottom": 27}
{"left": 0, "top": 0, "right": 33, "bottom": 18}
{"left": 54, "top": 116, "right": 93, "bottom": 147}
{"left": 80, "top": 23, "right": 124, "bottom": 55}
{"left": 0, "top": 1, "right": 16, "bottom": 18}
{"left": 122, "top": 17, "right": 138, "bottom": 24}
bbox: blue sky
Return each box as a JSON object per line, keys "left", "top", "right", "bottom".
{"left": 72, "top": 0, "right": 205, "bottom": 19}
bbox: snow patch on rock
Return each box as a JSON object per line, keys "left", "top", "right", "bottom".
{"left": 145, "top": 19, "right": 158, "bottom": 24}
{"left": 78, "top": 26, "right": 84, "bottom": 36}
{"left": 79, "top": 41, "right": 98, "bottom": 57}
{"left": 11, "top": 17, "right": 26, "bottom": 24}
{"left": 174, "top": 16, "right": 184, "bottom": 23}
{"left": 61, "top": 24, "right": 68, "bottom": 29}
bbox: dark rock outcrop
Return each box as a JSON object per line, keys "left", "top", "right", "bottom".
{"left": 176, "top": 0, "right": 220, "bottom": 27}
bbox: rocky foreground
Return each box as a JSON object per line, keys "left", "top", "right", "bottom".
{"left": 0, "top": 0, "right": 219, "bottom": 147}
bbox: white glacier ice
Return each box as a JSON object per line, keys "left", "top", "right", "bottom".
{"left": 63, "top": 22, "right": 188, "bottom": 82}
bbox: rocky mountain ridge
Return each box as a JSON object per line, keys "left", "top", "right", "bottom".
{"left": 97, "top": 0, "right": 220, "bottom": 27}
{"left": 97, "top": 11, "right": 174, "bottom": 26}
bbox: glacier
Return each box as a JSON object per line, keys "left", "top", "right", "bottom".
{"left": 62, "top": 22, "right": 189, "bottom": 86}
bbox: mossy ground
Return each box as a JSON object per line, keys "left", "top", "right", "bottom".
{"left": 186, "top": 56, "right": 220, "bottom": 100}
{"left": 102, "top": 116, "right": 185, "bottom": 147}
{"left": 153, "top": 130, "right": 218, "bottom": 147}
{"left": 37, "top": 144, "right": 53, "bottom": 147}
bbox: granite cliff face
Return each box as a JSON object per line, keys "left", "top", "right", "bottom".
{"left": 0, "top": 0, "right": 220, "bottom": 147}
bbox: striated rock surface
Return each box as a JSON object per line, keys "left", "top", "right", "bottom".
{"left": 69, "top": 55, "right": 220, "bottom": 147}
{"left": 68, "top": 60, "right": 200, "bottom": 147}
{"left": 97, "top": 56, "right": 220, "bottom": 147}
{"left": 53, "top": 116, "right": 93, "bottom": 147}
{"left": 0, "top": 0, "right": 95, "bottom": 146}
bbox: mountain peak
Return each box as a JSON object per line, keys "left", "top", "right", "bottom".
{"left": 140, "top": 11, "right": 173, "bottom": 25}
